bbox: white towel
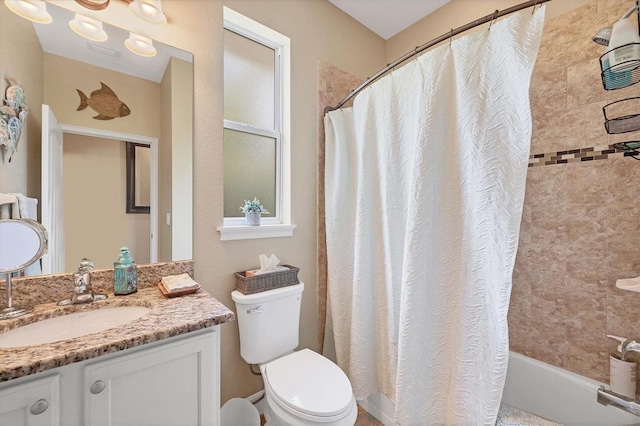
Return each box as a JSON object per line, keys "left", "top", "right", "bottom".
{"left": 12, "top": 193, "right": 37, "bottom": 220}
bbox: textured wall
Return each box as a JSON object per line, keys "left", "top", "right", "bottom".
{"left": 42, "top": 0, "right": 386, "bottom": 403}
{"left": 509, "top": 0, "right": 640, "bottom": 393}
{"left": 0, "top": 5, "right": 44, "bottom": 200}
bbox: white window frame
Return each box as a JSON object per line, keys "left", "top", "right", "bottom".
{"left": 218, "top": 7, "right": 295, "bottom": 241}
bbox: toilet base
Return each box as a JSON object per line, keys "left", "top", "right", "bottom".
{"left": 262, "top": 390, "right": 357, "bottom": 426}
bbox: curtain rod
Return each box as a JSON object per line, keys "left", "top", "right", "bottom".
{"left": 324, "top": 0, "right": 551, "bottom": 114}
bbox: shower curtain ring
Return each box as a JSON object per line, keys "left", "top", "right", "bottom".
{"left": 489, "top": 10, "right": 498, "bottom": 29}
{"left": 449, "top": 28, "right": 453, "bottom": 45}
{"left": 532, "top": 0, "right": 539, "bottom": 14}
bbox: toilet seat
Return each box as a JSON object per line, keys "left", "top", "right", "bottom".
{"left": 262, "top": 349, "right": 354, "bottom": 420}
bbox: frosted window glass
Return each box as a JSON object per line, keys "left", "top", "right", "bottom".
{"left": 224, "top": 29, "right": 275, "bottom": 130}
{"left": 224, "top": 129, "right": 276, "bottom": 217}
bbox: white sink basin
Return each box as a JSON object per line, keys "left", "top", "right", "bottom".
{"left": 0, "top": 306, "right": 151, "bottom": 348}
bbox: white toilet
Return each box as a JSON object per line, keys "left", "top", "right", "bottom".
{"left": 232, "top": 282, "right": 358, "bottom": 425}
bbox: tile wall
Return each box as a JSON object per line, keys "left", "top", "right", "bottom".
{"left": 509, "top": 0, "right": 640, "bottom": 391}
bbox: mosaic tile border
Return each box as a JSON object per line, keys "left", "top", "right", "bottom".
{"left": 528, "top": 145, "right": 637, "bottom": 167}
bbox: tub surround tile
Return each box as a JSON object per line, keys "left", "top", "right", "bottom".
{"left": 565, "top": 247, "right": 610, "bottom": 284}
{"left": 528, "top": 144, "right": 627, "bottom": 168}
{"left": 567, "top": 59, "right": 603, "bottom": 108}
{"left": 0, "top": 286, "right": 235, "bottom": 382}
{"left": 530, "top": 68, "right": 567, "bottom": 116}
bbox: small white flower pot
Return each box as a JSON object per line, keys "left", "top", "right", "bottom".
{"left": 245, "top": 211, "right": 261, "bottom": 226}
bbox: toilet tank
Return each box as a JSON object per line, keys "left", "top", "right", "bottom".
{"left": 231, "top": 282, "right": 304, "bottom": 364}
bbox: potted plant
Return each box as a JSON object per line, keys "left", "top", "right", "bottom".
{"left": 240, "top": 198, "right": 269, "bottom": 226}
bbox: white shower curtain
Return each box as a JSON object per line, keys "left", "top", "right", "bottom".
{"left": 324, "top": 8, "right": 545, "bottom": 425}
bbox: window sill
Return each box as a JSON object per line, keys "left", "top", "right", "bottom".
{"left": 217, "top": 224, "right": 297, "bottom": 241}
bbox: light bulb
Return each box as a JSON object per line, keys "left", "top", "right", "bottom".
{"left": 129, "top": 0, "right": 166, "bottom": 25}
{"left": 4, "top": 0, "right": 52, "bottom": 24}
{"left": 125, "top": 33, "right": 157, "bottom": 57}
{"left": 69, "top": 13, "right": 107, "bottom": 42}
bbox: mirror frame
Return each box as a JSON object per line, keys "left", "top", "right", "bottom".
{"left": 126, "top": 142, "right": 151, "bottom": 214}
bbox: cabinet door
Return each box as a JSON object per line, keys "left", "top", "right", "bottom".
{"left": 0, "top": 374, "right": 60, "bottom": 426}
{"left": 84, "top": 330, "right": 218, "bottom": 426}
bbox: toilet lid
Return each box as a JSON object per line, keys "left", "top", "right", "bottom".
{"left": 264, "top": 349, "right": 353, "bottom": 417}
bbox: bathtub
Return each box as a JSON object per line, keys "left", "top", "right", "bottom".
{"left": 359, "top": 351, "right": 639, "bottom": 425}
{"left": 502, "top": 351, "right": 638, "bottom": 425}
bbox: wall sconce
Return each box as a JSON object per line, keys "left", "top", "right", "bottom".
{"left": 125, "top": 32, "right": 157, "bottom": 57}
{"left": 129, "top": 0, "right": 166, "bottom": 25}
{"left": 69, "top": 13, "right": 108, "bottom": 42}
{"left": 3, "top": 0, "right": 52, "bottom": 24}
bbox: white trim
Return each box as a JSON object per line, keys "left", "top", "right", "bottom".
{"left": 217, "top": 224, "right": 296, "bottom": 241}
{"left": 222, "top": 7, "right": 292, "bottom": 238}
{"left": 59, "top": 124, "right": 159, "bottom": 263}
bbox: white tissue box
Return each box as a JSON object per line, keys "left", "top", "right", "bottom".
{"left": 234, "top": 265, "right": 300, "bottom": 294}
{"left": 245, "top": 265, "right": 289, "bottom": 277}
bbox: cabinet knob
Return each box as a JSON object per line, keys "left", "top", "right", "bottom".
{"left": 29, "top": 398, "right": 49, "bottom": 415}
{"left": 90, "top": 380, "right": 106, "bottom": 394}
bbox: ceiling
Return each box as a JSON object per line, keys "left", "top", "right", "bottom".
{"left": 33, "top": 2, "right": 191, "bottom": 83}
{"left": 328, "top": 0, "right": 451, "bottom": 40}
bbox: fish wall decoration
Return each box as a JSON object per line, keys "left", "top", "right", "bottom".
{"left": 76, "top": 82, "right": 131, "bottom": 120}
{"left": 0, "top": 77, "right": 29, "bottom": 163}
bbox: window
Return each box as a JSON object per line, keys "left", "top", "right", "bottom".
{"left": 219, "top": 7, "right": 294, "bottom": 241}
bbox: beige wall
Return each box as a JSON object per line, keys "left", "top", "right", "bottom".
{"left": 43, "top": 54, "right": 160, "bottom": 271}
{"left": 44, "top": 0, "right": 386, "bottom": 402}
{"left": 160, "top": 62, "right": 174, "bottom": 261}
{"left": 386, "top": 0, "right": 590, "bottom": 61}
{"left": 159, "top": 56, "right": 194, "bottom": 263}
{"left": 216, "top": 0, "right": 385, "bottom": 402}
{"left": 388, "top": 0, "right": 640, "bottom": 392}
{"left": 63, "top": 134, "right": 150, "bottom": 271}
{"left": 0, "top": 6, "right": 44, "bottom": 201}
{"left": 43, "top": 54, "right": 161, "bottom": 139}
{"left": 169, "top": 57, "right": 193, "bottom": 261}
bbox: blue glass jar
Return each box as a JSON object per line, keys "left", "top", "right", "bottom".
{"left": 114, "top": 247, "right": 137, "bottom": 295}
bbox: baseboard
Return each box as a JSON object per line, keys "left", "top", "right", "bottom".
{"left": 246, "top": 389, "right": 265, "bottom": 415}
{"left": 358, "top": 393, "right": 395, "bottom": 426}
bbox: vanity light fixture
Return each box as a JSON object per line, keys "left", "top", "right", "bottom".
{"left": 3, "top": 0, "right": 52, "bottom": 24}
{"left": 128, "top": 0, "right": 166, "bottom": 25}
{"left": 125, "top": 32, "right": 157, "bottom": 57}
{"left": 74, "top": 0, "right": 110, "bottom": 11}
{"left": 69, "top": 13, "right": 108, "bottom": 42}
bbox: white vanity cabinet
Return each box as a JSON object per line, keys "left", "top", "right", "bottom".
{"left": 0, "top": 327, "right": 220, "bottom": 426}
{"left": 84, "top": 329, "right": 218, "bottom": 425}
{"left": 0, "top": 374, "right": 60, "bottom": 425}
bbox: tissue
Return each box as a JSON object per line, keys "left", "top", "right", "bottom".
{"left": 246, "top": 254, "right": 285, "bottom": 276}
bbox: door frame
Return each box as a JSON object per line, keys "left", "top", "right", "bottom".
{"left": 60, "top": 124, "right": 159, "bottom": 266}
{"left": 42, "top": 122, "right": 159, "bottom": 273}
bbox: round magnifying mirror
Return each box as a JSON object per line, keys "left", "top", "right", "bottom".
{"left": 0, "top": 219, "right": 48, "bottom": 273}
{"left": 0, "top": 219, "right": 48, "bottom": 319}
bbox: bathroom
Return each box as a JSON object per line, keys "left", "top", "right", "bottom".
{"left": 1, "top": 0, "right": 639, "bottom": 424}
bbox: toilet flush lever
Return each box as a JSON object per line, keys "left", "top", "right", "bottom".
{"left": 247, "top": 306, "right": 263, "bottom": 314}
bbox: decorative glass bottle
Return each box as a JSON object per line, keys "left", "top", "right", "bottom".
{"left": 114, "top": 247, "right": 137, "bottom": 295}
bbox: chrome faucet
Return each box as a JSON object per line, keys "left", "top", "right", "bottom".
{"left": 57, "top": 258, "right": 107, "bottom": 306}
{"left": 621, "top": 339, "right": 640, "bottom": 361}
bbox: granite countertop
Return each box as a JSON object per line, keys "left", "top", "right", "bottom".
{"left": 0, "top": 286, "right": 235, "bottom": 382}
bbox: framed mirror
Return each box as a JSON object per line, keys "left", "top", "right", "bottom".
{"left": 0, "top": 2, "right": 193, "bottom": 273}
{"left": 126, "top": 142, "right": 151, "bottom": 214}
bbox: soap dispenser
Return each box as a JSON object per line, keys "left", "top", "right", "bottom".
{"left": 114, "top": 247, "right": 137, "bottom": 295}
{"left": 607, "top": 335, "right": 638, "bottom": 399}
